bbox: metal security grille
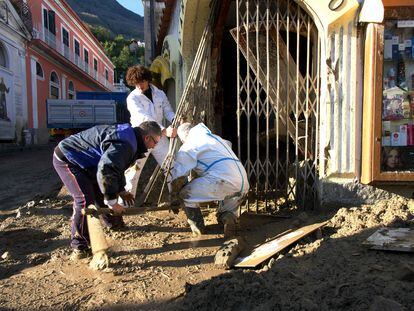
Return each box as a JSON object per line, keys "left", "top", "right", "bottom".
{"left": 232, "top": 0, "right": 320, "bottom": 211}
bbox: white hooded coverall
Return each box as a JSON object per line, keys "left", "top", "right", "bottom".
{"left": 124, "top": 84, "right": 175, "bottom": 196}
{"left": 171, "top": 123, "right": 249, "bottom": 216}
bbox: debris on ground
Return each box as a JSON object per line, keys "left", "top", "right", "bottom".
{"left": 214, "top": 237, "right": 246, "bottom": 269}
{"left": 234, "top": 221, "right": 327, "bottom": 268}
{"left": 364, "top": 227, "right": 414, "bottom": 252}
{"left": 0, "top": 148, "right": 413, "bottom": 310}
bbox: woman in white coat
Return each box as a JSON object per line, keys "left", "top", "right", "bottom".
{"left": 124, "top": 65, "right": 177, "bottom": 201}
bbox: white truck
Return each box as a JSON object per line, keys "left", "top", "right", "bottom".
{"left": 46, "top": 99, "right": 117, "bottom": 129}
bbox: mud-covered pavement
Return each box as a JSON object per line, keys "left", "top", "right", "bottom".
{"left": 1, "top": 147, "right": 414, "bottom": 310}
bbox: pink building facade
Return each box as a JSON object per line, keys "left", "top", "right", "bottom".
{"left": 26, "top": 0, "right": 115, "bottom": 143}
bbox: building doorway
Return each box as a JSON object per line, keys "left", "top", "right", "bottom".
{"left": 218, "top": 0, "right": 321, "bottom": 210}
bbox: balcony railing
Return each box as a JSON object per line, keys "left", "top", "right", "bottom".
{"left": 10, "top": 0, "right": 33, "bottom": 33}
{"left": 63, "top": 45, "right": 70, "bottom": 59}
{"left": 32, "top": 23, "right": 114, "bottom": 91}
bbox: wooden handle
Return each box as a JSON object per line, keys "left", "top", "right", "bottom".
{"left": 82, "top": 203, "right": 173, "bottom": 216}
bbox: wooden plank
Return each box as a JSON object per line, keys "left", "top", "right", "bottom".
{"left": 230, "top": 26, "right": 308, "bottom": 156}
{"left": 363, "top": 228, "right": 414, "bottom": 252}
{"left": 234, "top": 221, "right": 327, "bottom": 268}
{"left": 361, "top": 23, "right": 382, "bottom": 184}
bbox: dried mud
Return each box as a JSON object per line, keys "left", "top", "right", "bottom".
{"left": 1, "top": 147, "right": 414, "bottom": 310}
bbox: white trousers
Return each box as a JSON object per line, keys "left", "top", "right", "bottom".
{"left": 123, "top": 135, "right": 170, "bottom": 198}
{"left": 179, "top": 174, "right": 248, "bottom": 216}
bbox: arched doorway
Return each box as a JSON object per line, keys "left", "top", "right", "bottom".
{"left": 226, "top": 0, "right": 321, "bottom": 210}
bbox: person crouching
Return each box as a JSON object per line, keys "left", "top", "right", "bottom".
{"left": 53, "top": 121, "right": 161, "bottom": 260}
{"left": 170, "top": 122, "right": 249, "bottom": 238}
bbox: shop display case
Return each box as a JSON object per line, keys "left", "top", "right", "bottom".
{"left": 363, "top": 4, "right": 414, "bottom": 183}
{"left": 381, "top": 18, "right": 414, "bottom": 174}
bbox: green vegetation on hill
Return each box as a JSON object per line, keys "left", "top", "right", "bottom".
{"left": 66, "top": 0, "right": 145, "bottom": 83}
{"left": 101, "top": 34, "right": 145, "bottom": 83}
{"left": 66, "top": 0, "right": 144, "bottom": 40}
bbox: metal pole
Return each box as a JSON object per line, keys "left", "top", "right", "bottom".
{"left": 149, "top": 0, "right": 156, "bottom": 62}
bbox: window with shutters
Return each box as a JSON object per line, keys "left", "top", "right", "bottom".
{"left": 74, "top": 39, "right": 80, "bottom": 56}
{"left": 62, "top": 27, "right": 69, "bottom": 47}
{"left": 50, "top": 72, "right": 59, "bottom": 99}
{"left": 43, "top": 9, "right": 55, "bottom": 34}
{"left": 36, "top": 62, "right": 44, "bottom": 79}
{"left": 68, "top": 81, "right": 75, "bottom": 99}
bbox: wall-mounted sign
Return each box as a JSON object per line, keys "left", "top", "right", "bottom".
{"left": 397, "top": 20, "right": 414, "bottom": 28}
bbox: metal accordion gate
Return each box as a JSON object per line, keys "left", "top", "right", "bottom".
{"left": 232, "top": 0, "right": 321, "bottom": 211}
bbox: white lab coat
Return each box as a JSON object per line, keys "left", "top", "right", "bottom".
{"left": 123, "top": 84, "right": 175, "bottom": 200}
{"left": 171, "top": 123, "right": 249, "bottom": 215}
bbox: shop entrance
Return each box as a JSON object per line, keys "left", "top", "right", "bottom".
{"left": 219, "top": 0, "right": 321, "bottom": 210}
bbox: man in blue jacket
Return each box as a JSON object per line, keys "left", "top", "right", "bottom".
{"left": 53, "top": 121, "right": 161, "bottom": 260}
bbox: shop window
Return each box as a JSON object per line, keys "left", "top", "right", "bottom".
{"left": 36, "top": 62, "right": 44, "bottom": 79}
{"left": 68, "top": 81, "right": 75, "bottom": 99}
{"left": 381, "top": 20, "right": 414, "bottom": 173}
{"left": 50, "top": 72, "right": 59, "bottom": 99}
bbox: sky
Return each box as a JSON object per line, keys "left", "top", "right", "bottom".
{"left": 116, "top": 0, "right": 144, "bottom": 16}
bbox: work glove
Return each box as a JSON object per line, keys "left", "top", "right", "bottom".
{"left": 169, "top": 176, "right": 188, "bottom": 214}
{"left": 119, "top": 191, "right": 135, "bottom": 207}
{"left": 170, "top": 176, "right": 188, "bottom": 193}
{"left": 169, "top": 192, "right": 181, "bottom": 214}
{"left": 108, "top": 202, "right": 126, "bottom": 215}
{"left": 164, "top": 126, "right": 177, "bottom": 138}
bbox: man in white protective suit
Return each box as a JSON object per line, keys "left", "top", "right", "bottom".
{"left": 123, "top": 65, "right": 177, "bottom": 203}
{"left": 170, "top": 122, "right": 249, "bottom": 238}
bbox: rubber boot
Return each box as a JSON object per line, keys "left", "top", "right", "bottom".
{"left": 184, "top": 206, "right": 205, "bottom": 236}
{"left": 217, "top": 212, "right": 238, "bottom": 239}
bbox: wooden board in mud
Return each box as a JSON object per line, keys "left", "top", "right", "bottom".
{"left": 234, "top": 221, "right": 327, "bottom": 268}
{"left": 364, "top": 227, "right": 414, "bottom": 252}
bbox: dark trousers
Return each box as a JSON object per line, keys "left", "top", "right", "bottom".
{"left": 53, "top": 155, "right": 123, "bottom": 250}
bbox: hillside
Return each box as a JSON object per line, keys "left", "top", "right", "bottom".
{"left": 66, "top": 0, "right": 144, "bottom": 40}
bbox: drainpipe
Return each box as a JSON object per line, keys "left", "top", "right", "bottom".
{"left": 149, "top": 0, "right": 156, "bottom": 62}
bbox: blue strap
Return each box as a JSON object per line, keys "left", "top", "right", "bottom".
{"left": 197, "top": 160, "right": 208, "bottom": 168}
{"left": 203, "top": 157, "right": 240, "bottom": 173}
{"left": 199, "top": 124, "right": 245, "bottom": 193}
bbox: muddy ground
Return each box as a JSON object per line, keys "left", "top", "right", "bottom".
{"left": 0, "top": 146, "right": 414, "bottom": 310}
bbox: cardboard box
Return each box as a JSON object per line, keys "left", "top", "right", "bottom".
{"left": 382, "top": 120, "right": 391, "bottom": 135}
{"left": 392, "top": 44, "right": 400, "bottom": 59}
{"left": 383, "top": 87, "right": 406, "bottom": 120}
{"left": 384, "top": 39, "right": 393, "bottom": 59}
{"left": 382, "top": 136, "right": 391, "bottom": 146}
{"left": 392, "top": 36, "right": 399, "bottom": 44}
{"left": 407, "top": 124, "right": 414, "bottom": 146}
{"left": 405, "top": 39, "right": 412, "bottom": 58}
{"left": 392, "top": 37, "right": 400, "bottom": 59}
{"left": 412, "top": 37, "right": 414, "bottom": 59}
{"left": 391, "top": 131, "right": 407, "bottom": 146}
